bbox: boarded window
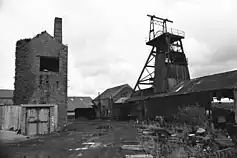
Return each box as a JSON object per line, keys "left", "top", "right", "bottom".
{"left": 40, "top": 56, "right": 59, "bottom": 72}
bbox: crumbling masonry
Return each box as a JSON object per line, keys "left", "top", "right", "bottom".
{"left": 13, "top": 17, "right": 68, "bottom": 128}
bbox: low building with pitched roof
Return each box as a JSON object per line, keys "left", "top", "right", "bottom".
{"left": 93, "top": 84, "right": 133, "bottom": 118}
{"left": 67, "top": 96, "right": 94, "bottom": 120}
{"left": 0, "top": 89, "right": 13, "bottom": 105}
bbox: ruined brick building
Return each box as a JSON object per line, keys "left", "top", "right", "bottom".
{"left": 13, "top": 17, "right": 68, "bottom": 128}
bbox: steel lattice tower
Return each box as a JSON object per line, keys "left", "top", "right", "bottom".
{"left": 132, "top": 15, "right": 190, "bottom": 97}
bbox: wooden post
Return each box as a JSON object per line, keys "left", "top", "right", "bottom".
{"left": 155, "top": 134, "right": 159, "bottom": 158}
{"left": 233, "top": 90, "right": 237, "bottom": 123}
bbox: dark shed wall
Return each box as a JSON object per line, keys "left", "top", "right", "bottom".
{"left": 114, "top": 91, "right": 212, "bottom": 120}
{"left": 75, "top": 108, "right": 95, "bottom": 120}
{"left": 146, "top": 92, "right": 212, "bottom": 118}
{"left": 212, "top": 107, "right": 235, "bottom": 122}
{"left": 113, "top": 103, "right": 129, "bottom": 120}
{"left": 114, "top": 101, "right": 144, "bottom": 120}
{"left": 146, "top": 96, "right": 181, "bottom": 117}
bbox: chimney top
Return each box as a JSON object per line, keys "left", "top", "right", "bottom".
{"left": 54, "top": 17, "right": 62, "bottom": 43}
{"left": 55, "top": 17, "right": 62, "bottom": 22}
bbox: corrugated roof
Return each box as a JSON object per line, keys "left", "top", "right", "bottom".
{"left": 0, "top": 89, "right": 13, "bottom": 98}
{"left": 152, "top": 69, "right": 237, "bottom": 98}
{"left": 172, "top": 69, "right": 237, "bottom": 93}
{"left": 93, "top": 84, "right": 132, "bottom": 101}
{"left": 67, "top": 97, "right": 93, "bottom": 111}
{"left": 21, "top": 104, "right": 55, "bottom": 107}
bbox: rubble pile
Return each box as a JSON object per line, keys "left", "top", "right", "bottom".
{"left": 135, "top": 122, "right": 237, "bottom": 157}
{"left": 120, "top": 140, "right": 153, "bottom": 158}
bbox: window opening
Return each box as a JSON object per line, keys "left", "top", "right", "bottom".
{"left": 40, "top": 56, "right": 59, "bottom": 72}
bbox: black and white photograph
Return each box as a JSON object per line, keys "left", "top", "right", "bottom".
{"left": 0, "top": 0, "right": 237, "bottom": 157}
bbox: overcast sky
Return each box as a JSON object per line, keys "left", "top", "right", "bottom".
{"left": 0, "top": 0, "right": 236, "bottom": 98}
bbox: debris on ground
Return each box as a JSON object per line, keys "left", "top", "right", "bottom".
{"left": 3, "top": 119, "right": 237, "bottom": 158}
{"left": 134, "top": 121, "right": 237, "bottom": 157}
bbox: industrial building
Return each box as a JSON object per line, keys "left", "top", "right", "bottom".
{"left": 13, "top": 17, "right": 68, "bottom": 129}
{"left": 93, "top": 84, "right": 133, "bottom": 118}
{"left": 67, "top": 96, "right": 94, "bottom": 120}
{"left": 114, "top": 15, "right": 237, "bottom": 124}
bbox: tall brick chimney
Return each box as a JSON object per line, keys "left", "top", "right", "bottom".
{"left": 54, "top": 17, "right": 62, "bottom": 43}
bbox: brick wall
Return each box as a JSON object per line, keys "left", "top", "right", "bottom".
{"left": 14, "top": 32, "right": 68, "bottom": 129}
{"left": 13, "top": 39, "right": 36, "bottom": 105}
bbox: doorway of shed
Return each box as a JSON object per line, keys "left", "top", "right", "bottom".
{"left": 26, "top": 107, "right": 50, "bottom": 136}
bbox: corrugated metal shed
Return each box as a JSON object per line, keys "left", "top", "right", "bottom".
{"left": 152, "top": 69, "right": 237, "bottom": 98}
{"left": 0, "top": 105, "right": 21, "bottom": 130}
{"left": 118, "top": 70, "right": 237, "bottom": 119}
{"left": 67, "top": 97, "right": 93, "bottom": 111}
{"left": 0, "top": 104, "right": 58, "bottom": 135}
{"left": 173, "top": 70, "right": 237, "bottom": 92}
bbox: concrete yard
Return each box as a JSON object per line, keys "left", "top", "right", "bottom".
{"left": 2, "top": 120, "right": 141, "bottom": 158}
